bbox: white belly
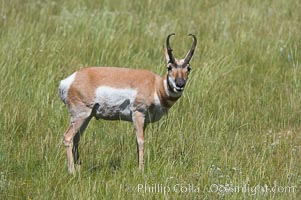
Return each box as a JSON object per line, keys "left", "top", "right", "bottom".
{"left": 94, "top": 86, "right": 137, "bottom": 121}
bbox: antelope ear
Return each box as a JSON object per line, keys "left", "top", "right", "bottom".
{"left": 164, "top": 48, "right": 171, "bottom": 64}
{"left": 184, "top": 51, "right": 193, "bottom": 63}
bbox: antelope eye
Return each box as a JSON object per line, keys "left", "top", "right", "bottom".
{"left": 167, "top": 65, "right": 172, "bottom": 71}
{"left": 187, "top": 66, "right": 191, "bottom": 72}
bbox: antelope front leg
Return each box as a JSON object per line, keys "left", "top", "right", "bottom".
{"left": 132, "top": 111, "right": 146, "bottom": 170}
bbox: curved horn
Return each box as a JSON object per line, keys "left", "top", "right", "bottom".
{"left": 166, "top": 33, "right": 176, "bottom": 64}
{"left": 184, "top": 34, "right": 197, "bottom": 64}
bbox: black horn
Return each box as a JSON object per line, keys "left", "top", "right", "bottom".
{"left": 184, "top": 34, "right": 197, "bottom": 64}
{"left": 166, "top": 33, "right": 176, "bottom": 64}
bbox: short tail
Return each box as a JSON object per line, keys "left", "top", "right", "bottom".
{"left": 58, "top": 72, "right": 76, "bottom": 105}
{"left": 58, "top": 82, "right": 68, "bottom": 104}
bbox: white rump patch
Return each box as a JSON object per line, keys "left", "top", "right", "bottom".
{"left": 94, "top": 86, "right": 137, "bottom": 121}
{"left": 59, "top": 72, "right": 76, "bottom": 104}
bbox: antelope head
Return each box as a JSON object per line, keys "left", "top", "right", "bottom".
{"left": 164, "top": 33, "right": 197, "bottom": 93}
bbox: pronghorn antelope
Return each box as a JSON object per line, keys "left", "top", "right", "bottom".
{"left": 59, "top": 33, "right": 197, "bottom": 174}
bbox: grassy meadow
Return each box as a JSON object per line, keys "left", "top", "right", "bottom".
{"left": 0, "top": 0, "right": 300, "bottom": 199}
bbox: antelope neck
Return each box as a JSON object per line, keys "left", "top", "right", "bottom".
{"left": 155, "top": 74, "right": 182, "bottom": 109}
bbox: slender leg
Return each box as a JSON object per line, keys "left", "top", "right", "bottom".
{"left": 73, "top": 131, "right": 81, "bottom": 165}
{"left": 63, "top": 116, "right": 91, "bottom": 174}
{"left": 73, "top": 116, "right": 91, "bottom": 165}
{"left": 132, "top": 111, "right": 146, "bottom": 170}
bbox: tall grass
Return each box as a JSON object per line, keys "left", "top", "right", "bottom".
{"left": 0, "top": 0, "right": 300, "bottom": 199}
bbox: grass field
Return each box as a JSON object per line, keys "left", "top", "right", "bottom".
{"left": 0, "top": 0, "right": 300, "bottom": 199}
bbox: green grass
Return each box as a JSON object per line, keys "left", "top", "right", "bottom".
{"left": 0, "top": 0, "right": 300, "bottom": 199}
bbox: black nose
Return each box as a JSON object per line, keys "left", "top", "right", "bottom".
{"left": 175, "top": 78, "right": 186, "bottom": 88}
